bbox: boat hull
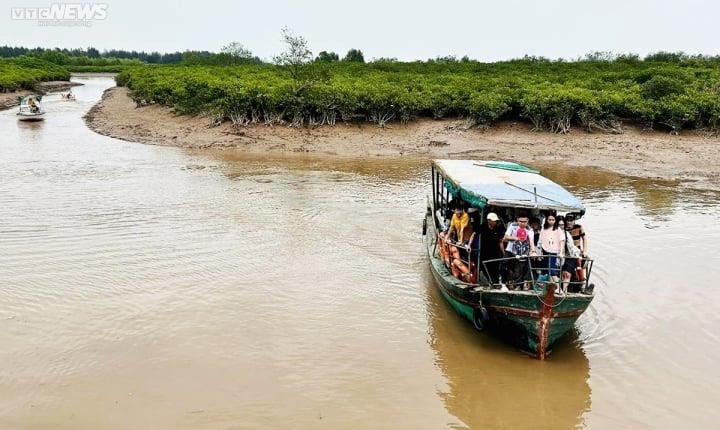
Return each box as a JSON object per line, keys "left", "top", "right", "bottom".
{"left": 426, "top": 226, "right": 593, "bottom": 359}
{"left": 17, "top": 113, "right": 45, "bottom": 121}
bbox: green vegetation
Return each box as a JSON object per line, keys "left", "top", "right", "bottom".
{"left": 343, "top": 49, "right": 365, "bottom": 63}
{"left": 65, "top": 65, "right": 132, "bottom": 73}
{"left": 0, "top": 45, "right": 184, "bottom": 64}
{"left": 0, "top": 45, "right": 262, "bottom": 68}
{"left": 1, "top": 47, "right": 147, "bottom": 75}
{"left": 3, "top": 42, "right": 719, "bottom": 134}
{"left": 316, "top": 51, "right": 340, "bottom": 62}
{"left": 0, "top": 57, "right": 70, "bottom": 92}
{"left": 116, "top": 56, "right": 720, "bottom": 133}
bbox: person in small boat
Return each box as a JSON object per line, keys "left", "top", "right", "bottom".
{"left": 28, "top": 97, "right": 39, "bottom": 113}
{"left": 479, "top": 212, "right": 505, "bottom": 283}
{"left": 500, "top": 213, "right": 537, "bottom": 290}
{"left": 538, "top": 214, "right": 565, "bottom": 285}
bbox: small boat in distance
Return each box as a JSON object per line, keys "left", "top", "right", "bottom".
{"left": 16, "top": 95, "right": 45, "bottom": 121}
{"left": 423, "top": 160, "right": 595, "bottom": 359}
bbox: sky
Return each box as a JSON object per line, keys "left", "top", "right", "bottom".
{"left": 2, "top": 0, "right": 719, "bottom": 61}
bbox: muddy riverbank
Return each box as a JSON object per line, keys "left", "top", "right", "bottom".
{"left": 85, "top": 86, "right": 720, "bottom": 190}
{"left": 0, "top": 80, "right": 81, "bottom": 111}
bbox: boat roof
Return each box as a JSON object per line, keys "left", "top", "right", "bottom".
{"left": 433, "top": 160, "right": 585, "bottom": 212}
{"left": 18, "top": 95, "right": 42, "bottom": 103}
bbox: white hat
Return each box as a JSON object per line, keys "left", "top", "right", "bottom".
{"left": 486, "top": 212, "right": 500, "bottom": 221}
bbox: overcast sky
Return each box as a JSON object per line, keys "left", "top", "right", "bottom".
{"left": 2, "top": 0, "right": 719, "bottom": 61}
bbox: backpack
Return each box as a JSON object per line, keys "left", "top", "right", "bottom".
{"left": 510, "top": 225, "right": 531, "bottom": 255}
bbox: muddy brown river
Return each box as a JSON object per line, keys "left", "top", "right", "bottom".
{"left": 1, "top": 77, "right": 719, "bottom": 429}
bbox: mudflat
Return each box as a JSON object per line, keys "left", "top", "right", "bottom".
{"left": 85, "top": 87, "right": 720, "bottom": 190}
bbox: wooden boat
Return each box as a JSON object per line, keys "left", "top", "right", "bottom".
{"left": 16, "top": 95, "right": 45, "bottom": 121}
{"left": 61, "top": 91, "right": 76, "bottom": 101}
{"left": 423, "top": 160, "right": 595, "bottom": 359}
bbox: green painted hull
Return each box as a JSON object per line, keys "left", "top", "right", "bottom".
{"left": 426, "top": 228, "right": 593, "bottom": 359}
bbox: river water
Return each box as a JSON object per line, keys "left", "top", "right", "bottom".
{"left": 1, "top": 77, "right": 719, "bottom": 429}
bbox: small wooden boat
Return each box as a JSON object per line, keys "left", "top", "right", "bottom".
{"left": 61, "top": 91, "right": 76, "bottom": 101}
{"left": 16, "top": 95, "right": 45, "bottom": 121}
{"left": 423, "top": 160, "right": 595, "bottom": 359}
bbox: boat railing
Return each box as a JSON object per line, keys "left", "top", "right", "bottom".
{"left": 481, "top": 255, "right": 595, "bottom": 293}
{"left": 433, "top": 231, "right": 594, "bottom": 293}
{"left": 433, "top": 233, "right": 490, "bottom": 286}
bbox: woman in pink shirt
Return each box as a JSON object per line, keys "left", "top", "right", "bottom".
{"left": 538, "top": 214, "right": 565, "bottom": 281}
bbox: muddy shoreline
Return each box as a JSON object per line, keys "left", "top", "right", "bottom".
{"left": 85, "top": 86, "right": 720, "bottom": 190}
{"left": 0, "top": 80, "right": 82, "bottom": 111}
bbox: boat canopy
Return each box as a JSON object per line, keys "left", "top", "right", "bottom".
{"left": 433, "top": 160, "right": 585, "bottom": 213}
{"left": 18, "top": 95, "right": 42, "bottom": 104}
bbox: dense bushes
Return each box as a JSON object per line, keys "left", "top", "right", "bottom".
{"left": 0, "top": 57, "right": 70, "bottom": 91}
{"left": 65, "top": 65, "right": 131, "bottom": 73}
{"left": 116, "top": 59, "right": 720, "bottom": 133}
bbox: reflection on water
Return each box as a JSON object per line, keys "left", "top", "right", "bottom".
{"left": 1, "top": 77, "right": 719, "bottom": 429}
{"left": 539, "top": 163, "right": 720, "bottom": 221}
{"left": 425, "top": 266, "right": 590, "bottom": 429}
{"left": 208, "top": 149, "right": 430, "bottom": 183}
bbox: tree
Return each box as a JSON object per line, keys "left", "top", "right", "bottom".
{"left": 273, "top": 27, "right": 319, "bottom": 92}
{"left": 644, "top": 51, "right": 687, "bottom": 63}
{"left": 221, "top": 42, "right": 254, "bottom": 62}
{"left": 583, "top": 51, "right": 616, "bottom": 62}
{"left": 343, "top": 48, "right": 364, "bottom": 63}
{"left": 316, "top": 51, "right": 339, "bottom": 62}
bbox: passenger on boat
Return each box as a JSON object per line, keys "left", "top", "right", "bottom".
{"left": 479, "top": 212, "right": 504, "bottom": 283}
{"left": 450, "top": 204, "right": 475, "bottom": 265}
{"left": 565, "top": 214, "right": 588, "bottom": 257}
{"left": 538, "top": 214, "right": 565, "bottom": 284}
{"left": 451, "top": 229, "right": 480, "bottom": 282}
{"left": 560, "top": 216, "right": 584, "bottom": 293}
{"left": 28, "top": 97, "right": 39, "bottom": 113}
{"left": 500, "top": 214, "right": 537, "bottom": 291}
{"left": 438, "top": 200, "right": 472, "bottom": 266}
{"left": 438, "top": 200, "right": 457, "bottom": 265}
{"left": 529, "top": 216, "right": 543, "bottom": 279}
{"left": 530, "top": 217, "right": 541, "bottom": 248}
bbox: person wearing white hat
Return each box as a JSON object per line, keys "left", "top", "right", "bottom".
{"left": 479, "top": 212, "right": 504, "bottom": 284}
